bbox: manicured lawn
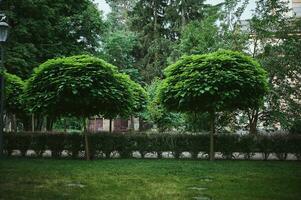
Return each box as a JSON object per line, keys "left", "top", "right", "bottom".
{"left": 0, "top": 159, "right": 300, "bottom": 200}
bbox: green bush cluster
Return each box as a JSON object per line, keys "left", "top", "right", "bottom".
{"left": 3, "top": 133, "right": 301, "bottom": 160}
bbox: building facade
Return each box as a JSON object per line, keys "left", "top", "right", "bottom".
{"left": 87, "top": 117, "right": 140, "bottom": 132}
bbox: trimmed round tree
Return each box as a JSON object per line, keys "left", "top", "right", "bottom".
{"left": 24, "top": 55, "right": 135, "bottom": 119}
{"left": 159, "top": 50, "right": 269, "bottom": 160}
{"left": 102, "top": 73, "right": 147, "bottom": 131}
{"left": 1, "top": 72, "right": 25, "bottom": 132}
{"left": 24, "top": 55, "right": 145, "bottom": 159}
{"left": 3, "top": 72, "right": 25, "bottom": 116}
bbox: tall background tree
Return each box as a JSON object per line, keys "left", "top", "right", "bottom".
{"left": 1, "top": 0, "right": 105, "bottom": 79}
{"left": 246, "top": 0, "right": 301, "bottom": 133}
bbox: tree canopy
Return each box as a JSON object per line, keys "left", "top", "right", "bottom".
{"left": 2, "top": 72, "right": 25, "bottom": 116}
{"left": 24, "top": 55, "right": 145, "bottom": 119}
{"left": 159, "top": 50, "right": 269, "bottom": 160}
{"left": 159, "top": 50, "right": 269, "bottom": 113}
{"left": 2, "top": 0, "right": 105, "bottom": 79}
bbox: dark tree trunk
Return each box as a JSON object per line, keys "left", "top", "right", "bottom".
{"left": 46, "top": 116, "right": 54, "bottom": 132}
{"left": 109, "top": 118, "right": 112, "bottom": 133}
{"left": 129, "top": 116, "right": 135, "bottom": 131}
{"left": 248, "top": 109, "right": 259, "bottom": 135}
{"left": 20, "top": 115, "right": 31, "bottom": 131}
{"left": 31, "top": 114, "right": 35, "bottom": 132}
{"left": 83, "top": 118, "right": 90, "bottom": 161}
{"left": 11, "top": 114, "right": 17, "bottom": 133}
{"left": 64, "top": 118, "right": 67, "bottom": 133}
{"left": 209, "top": 111, "right": 216, "bottom": 161}
{"left": 181, "top": 0, "right": 186, "bottom": 31}
{"left": 35, "top": 115, "right": 44, "bottom": 131}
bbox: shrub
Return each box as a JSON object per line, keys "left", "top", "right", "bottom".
{"left": 65, "top": 134, "right": 83, "bottom": 158}
{"left": 188, "top": 134, "right": 210, "bottom": 159}
{"left": 216, "top": 134, "right": 239, "bottom": 159}
{"left": 290, "top": 120, "right": 301, "bottom": 135}
{"left": 239, "top": 135, "right": 256, "bottom": 159}
{"left": 3, "top": 132, "right": 301, "bottom": 160}
{"left": 271, "top": 133, "right": 288, "bottom": 160}
{"left": 45, "top": 134, "right": 67, "bottom": 158}
{"left": 256, "top": 135, "right": 273, "bottom": 160}
{"left": 31, "top": 133, "right": 47, "bottom": 156}
{"left": 287, "top": 135, "right": 301, "bottom": 160}
{"left": 3, "top": 133, "right": 31, "bottom": 156}
{"left": 133, "top": 134, "right": 153, "bottom": 158}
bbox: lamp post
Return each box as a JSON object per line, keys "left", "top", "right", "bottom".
{"left": 0, "top": 16, "right": 9, "bottom": 157}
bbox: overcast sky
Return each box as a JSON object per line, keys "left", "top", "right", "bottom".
{"left": 94, "top": 0, "right": 256, "bottom": 19}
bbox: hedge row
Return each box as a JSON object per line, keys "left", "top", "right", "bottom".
{"left": 3, "top": 132, "right": 301, "bottom": 160}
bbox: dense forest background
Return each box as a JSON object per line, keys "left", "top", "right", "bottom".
{"left": 1, "top": 0, "right": 300, "bottom": 133}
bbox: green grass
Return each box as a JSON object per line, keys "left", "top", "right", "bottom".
{"left": 0, "top": 159, "right": 300, "bottom": 200}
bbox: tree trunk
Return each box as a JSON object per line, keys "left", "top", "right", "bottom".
{"left": 20, "top": 115, "right": 31, "bottom": 131}
{"left": 109, "top": 118, "right": 112, "bottom": 133}
{"left": 130, "top": 116, "right": 135, "bottom": 131}
{"left": 46, "top": 116, "right": 54, "bottom": 132}
{"left": 83, "top": 118, "right": 90, "bottom": 161}
{"left": 36, "top": 115, "right": 43, "bottom": 131}
{"left": 11, "top": 114, "right": 17, "bottom": 133}
{"left": 181, "top": 0, "right": 186, "bottom": 31}
{"left": 31, "top": 114, "right": 35, "bottom": 132}
{"left": 64, "top": 118, "right": 67, "bottom": 133}
{"left": 209, "top": 111, "right": 216, "bottom": 161}
{"left": 248, "top": 109, "right": 258, "bottom": 135}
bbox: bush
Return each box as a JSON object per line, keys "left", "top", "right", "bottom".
{"left": 287, "top": 135, "right": 301, "bottom": 160}
{"left": 65, "top": 134, "right": 83, "bottom": 158}
{"left": 216, "top": 134, "right": 239, "bottom": 159}
{"left": 46, "top": 134, "right": 67, "bottom": 158}
{"left": 271, "top": 133, "right": 288, "bottom": 160}
{"left": 239, "top": 135, "right": 256, "bottom": 159}
{"left": 31, "top": 134, "right": 47, "bottom": 156}
{"left": 256, "top": 135, "right": 273, "bottom": 160}
{"left": 3, "top": 132, "right": 301, "bottom": 160}
{"left": 290, "top": 120, "right": 301, "bottom": 135}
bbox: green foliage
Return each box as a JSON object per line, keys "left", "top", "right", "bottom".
{"left": 100, "top": 30, "right": 142, "bottom": 83}
{"left": 271, "top": 133, "right": 289, "bottom": 160}
{"left": 129, "top": 80, "right": 148, "bottom": 115}
{"left": 53, "top": 117, "right": 83, "bottom": 132}
{"left": 216, "top": 134, "right": 239, "bottom": 159}
{"left": 290, "top": 120, "right": 301, "bottom": 135}
{"left": 145, "top": 78, "right": 183, "bottom": 131}
{"left": 168, "top": 16, "right": 221, "bottom": 62}
{"left": 3, "top": 132, "right": 301, "bottom": 161}
{"left": 239, "top": 135, "right": 256, "bottom": 159}
{"left": 101, "top": 31, "right": 137, "bottom": 69}
{"left": 24, "top": 55, "right": 144, "bottom": 119}
{"left": 129, "top": 0, "right": 209, "bottom": 82}
{"left": 183, "top": 112, "right": 211, "bottom": 132}
{"left": 247, "top": 0, "right": 301, "bottom": 130}
{"left": 159, "top": 50, "right": 269, "bottom": 113}
{"left": 2, "top": 72, "right": 25, "bottom": 115}
{"left": 3, "top": 0, "right": 105, "bottom": 78}
{"left": 218, "top": 0, "right": 250, "bottom": 51}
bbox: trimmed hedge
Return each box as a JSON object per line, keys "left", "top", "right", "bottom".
{"left": 3, "top": 132, "right": 301, "bottom": 160}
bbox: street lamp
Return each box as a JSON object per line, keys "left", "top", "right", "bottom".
{"left": 0, "top": 17, "right": 9, "bottom": 157}
{"left": 0, "top": 21, "right": 9, "bottom": 42}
